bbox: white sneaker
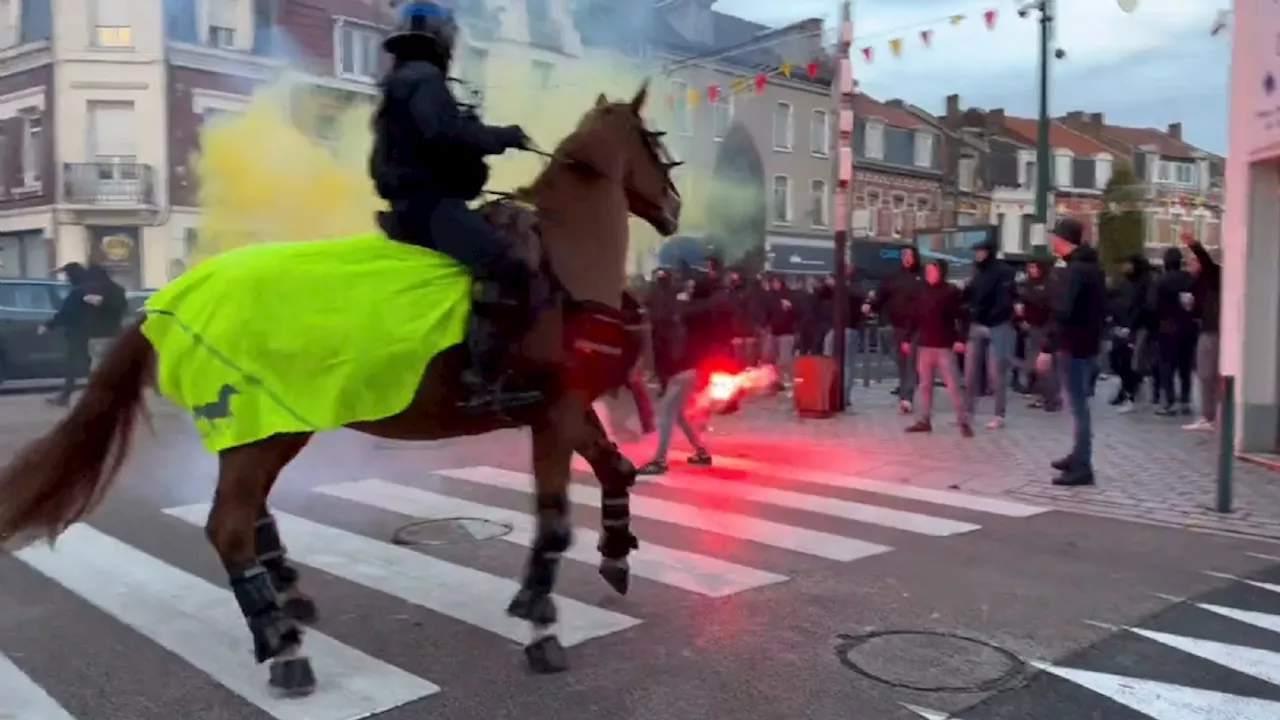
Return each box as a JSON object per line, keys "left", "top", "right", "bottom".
{"left": 986, "top": 417, "right": 1005, "bottom": 430}
{"left": 1182, "top": 418, "right": 1215, "bottom": 431}
{"left": 1116, "top": 401, "right": 1136, "bottom": 414}
{"left": 899, "top": 399, "right": 912, "bottom": 414}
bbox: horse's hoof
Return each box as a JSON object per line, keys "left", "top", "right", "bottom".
{"left": 524, "top": 636, "right": 568, "bottom": 674}
{"left": 598, "top": 562, "right": 630, "bottom": 595}
{"left": 507, "top": 589, "right": 557, "bottom": 626}
{"left": 268, "top": 656, "right": 317, "bottom": 697}
{"left": 282, "top": 594, "right": 319, "bottom": 624}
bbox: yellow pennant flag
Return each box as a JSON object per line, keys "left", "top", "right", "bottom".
{"left": 687, "top": 88, "right": 699, "bottom": 106}
{"left": 779, "top": 62, "right": 792, "bottom": 77}
{"left": 889, "top": 38, "right": 903, "bottom": 56}
{"left": 950, "top": 14, "right": 965, "bottom": 24}
{"left": 730, "top": 77, "right": 748, "bottom": 93}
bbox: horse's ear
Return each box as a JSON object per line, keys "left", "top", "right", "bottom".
{"left": 630, "top": 80, "right": 649, "bottom": 113}
{"left": 595, "top": 93, "right": 608, "bottom": 108}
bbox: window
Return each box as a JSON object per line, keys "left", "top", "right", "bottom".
{"left": 865, "top": 121, "right": 884, "bottom": 160}
{"left": 667, "top": 79, "right": 692, "bottom": 136}
{"left": 810, "top": 110, "right": 829, "bottom": 156}
{"left": 915, "top": 196, "right": 931, "bottom": 229}
{"left": 772, "top": 175, "right": 792, "bottom": 224}
{"left": 773, "top": 102, "right": 793, "bottom": 151}
{"left": 1054, "top": 153, "right": 1072, "bottom": 188}
{"left": 891, "top": 193, "right": 906, "bottom": 235}
{"left": 809, "top": 179, "right": 829, "bottom": 227}
{"left": 0, "top": 0, "right": 13, "bottom": 48}
{"left": 207, "top": 0, "right": 237, "bottom": 48}
{"left": 338, "top": 22, "right": 381, "bottom": 81}
{"left": 1023, "top": 160, "right": 1036, "bottom": 190}
{"left": 865, "top": 189, "right": 881, "bottom": 235}
{"left": 93, "top": 0, "right": 132, "bottom": 47}
{"left": 20, "top": 113, "right": 40, "bottom": 186}
{"left": 88, "top": 102, "right": 137, "bottom": 186}
{"left": 913, "top": 131, "right": 934, "bottom": 168}
{"left": 711, "top": 90, "right": 733, "bottom": 140}
{"left": 1175, "top": 162, "right": 1195, "bottom": 185}
{"left": 0, "top": 283, "right": 56, "bottom": 311}
{"left": 958, "top": 156, "right": 977, "bottom": 191}
{"left": 530, "top": 60, "right": 553, "bottom": 90}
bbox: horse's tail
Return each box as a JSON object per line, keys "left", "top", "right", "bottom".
{"left": 0, "top": 321, "right": 155, "bottom": 547}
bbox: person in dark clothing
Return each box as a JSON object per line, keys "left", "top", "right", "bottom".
{"left": 1147, "top": 246, "right": 1198, "bottom": 416}
{"left": 1107, "top": 254, "right": 1152, "bottom": 411}
{"left": 1183, "top": 234, "right": 1222, "bottom": 430}
{"left": 619, "top": 290, "right": 655, "bottom": 434}
{"left": 902, "top": 259, "right": 972, "bottom": 437}
{"left": 1040, "top": 218, "right": 1106, "bottom": 486}
{"left": 821, "top": 274, "right": 865, "bottom": 408}
{"left": 646, "top": 268, "right": 682, "bottom": 392}
{"left": 870, "top": 247, "right": 923, "bottom": 413}
{"left": 765, "top": 276, "right": 798, "bottom": 386}
{"left": 40, "top": 263, "right": 126, "bottom": 406}
{"left": 727, "top": 271, "right": 757, "bottom": 366}
{"left": 962, "top": 239, "right": 1018, "bottom": 428}
{"left": 1016, "top": 260, "right": 1060, "bottom": 411}
{"left": 370, "top": 0, "right": 532, "bottom": 412}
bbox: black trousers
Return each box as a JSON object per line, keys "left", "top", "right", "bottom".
{"left": 381, "top": 196, "right": 517, "bottom": 277}
{"left": 1155, "top": 331, "right": 1196, "bottom": 407}
{"left": 1109, "top": 340, "right": 1140, "bottom": 399}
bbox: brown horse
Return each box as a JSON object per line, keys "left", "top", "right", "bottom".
{"left": 0, "top": 84, "right": 679, "bottom": 693}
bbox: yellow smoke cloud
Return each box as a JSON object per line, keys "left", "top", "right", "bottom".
{"left": 190, "top": 49, "right": 735, "bottom": 270}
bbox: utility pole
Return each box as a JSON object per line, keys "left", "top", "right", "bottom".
{"left": 1030, "top": 0, "right": 1057, "bottom": 247}
{"left": 831, "top": 0, "right": 854, "bottom": 412}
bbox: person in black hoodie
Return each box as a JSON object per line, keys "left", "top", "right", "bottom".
{"left": 38, "top": 263, "right": 126, "bottom": 407}
{"left": 1107, "top": 254, "right": 1151, "bottom": 412}
{"left": 870, "top": 247, "right": 923, "bottom": 413}
{"left": 902, "top": 259, "right": 973, "bottom": 437}
{"left": 1148, "top": 246, "right": 1198, "bottom": 416}
{"left": 1182, "top": 233, "right": 1222, "bottom": 430}
{"left": 1039, "top": 218, "right": 1106, "bottom": 486}
{"left": 1016, "top": 260, "right": 1060, "bottom": 411}
{"left": 962, "top": 238, "right": 1018, "bottom": 428}
{"left": 764, "top": 276, "right": 798, "bottom": 386}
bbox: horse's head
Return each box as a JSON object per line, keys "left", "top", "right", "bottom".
{"left": 548, "top": 82, "right": 682, "bottom": 236}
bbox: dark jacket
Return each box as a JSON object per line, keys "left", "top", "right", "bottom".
{"left": 1148, "top": 247, "right": 1197, "bottom": 337}
{"left": 906, "top": 264, "right": 967, "bottom": 349}
{"left": 871, "top": 261, "right": 922, "bottom": 329}
{"left": 1111, "top": 254, "right": 1152, "bottom": 332}
{"left": 676, "top": 277, "right": 720, "bottom": 375}
{"left": 1017, "top": 262, "right": 1053, "bottom": 328}
{"left": 964, "top": 243, "right": 1017, "bottom": 327}
{"left": 766, "top": 287, "right": 798, "bottom": 336}
{"left": 1188, "top": 242, "right": 1221, "bottom": 334}
{"left": 1047, "top": 246, "right": 1107, "bottom": 357}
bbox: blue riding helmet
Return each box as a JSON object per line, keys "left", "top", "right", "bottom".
{"left": 384, "top": 1, "right": 458, "bottom": 55}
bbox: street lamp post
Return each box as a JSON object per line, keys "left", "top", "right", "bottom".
{"left": 832, "top": 0, "right": 854, "bottom": 412}
{"left": 1030, "top": 0, "right": 1057, "bottom": 248}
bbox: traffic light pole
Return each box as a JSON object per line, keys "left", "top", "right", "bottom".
{"left": 832, "top": 0, "right": 854, "bottom": 413}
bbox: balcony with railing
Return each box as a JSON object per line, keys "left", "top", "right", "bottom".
{"left": 63, "top": 161, "right": 156, "bottom": 206}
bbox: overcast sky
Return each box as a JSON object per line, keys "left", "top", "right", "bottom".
{"left": 714, "top": 0, "right": 1229, "bottom": 153}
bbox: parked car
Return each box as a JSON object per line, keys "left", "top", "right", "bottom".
{"left": 126, "top": 289, "right": 156, "bottom": 320}
{"left": 0, "top": 278, "right": 72, "bottom": 385}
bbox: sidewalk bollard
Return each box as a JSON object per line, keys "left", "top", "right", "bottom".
{"left": 1216, "top": 375, "right": 1236, "bottom": 514}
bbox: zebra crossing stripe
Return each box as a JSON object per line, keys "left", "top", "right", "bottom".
{"left": 434, "top": 466, "right": 892, "bottom": 562}
{"left": 704, "top": 456, "right": 1048, "bottom": 517}
{"left": 1196, "top": 603, "right": 1280, "bottom": 634}
{"left": 314, "top": 478, "right": 789, "bottom": 597}
{"left": 1034, "top": 662, "right": 1280, "bottom": 719}
{"left": 620, "top": 466, "right": 981, "bottom": 536}
{"left": 163, "top": 505, "right": 641, "bottom": 647}
{"left": 12, "top": 524, "right": 439, "bottom": 720}
{"left": 0, "top": 651, "right": 77, "bottom": 720}
{"left": 1129, "top": 627, "right": 1280, "bottom": 685}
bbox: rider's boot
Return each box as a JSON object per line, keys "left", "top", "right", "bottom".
{"left": 458, "top": 272, "right": 543, "bottom": 415}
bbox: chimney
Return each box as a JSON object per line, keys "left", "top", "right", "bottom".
{"left": 1088, "top": 112, "right": 1104, "bottom": 126}
{"left": 987, "top": 108, "right": 1005, "bottom": 131}
{"left": 885, "top": 98, "right": 904, "bottom": 109}
{"left": 945, "top": 93, "right": 960, "bottom": 122}
{"left": 1166, "top": 122, "right": 1182, "bottom": 141}
{"left": 1064, "top": 111, "right": 1084, "bottom": 123}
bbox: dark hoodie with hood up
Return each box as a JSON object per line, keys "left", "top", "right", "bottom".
{"left": 1111, "top": 254, "right": 1152, "bottom": 332}
{"left": 1148, "top": 247, "right": 1196, "bottom": 337}
{"left": 963, "top": 239, "right": 1017, "bottom": 328}
{"left": 1047, "top": 245, "right": 1107, "bottom": 357}
{"left": 870, "top": 249, "right": 922, "bottom": 329}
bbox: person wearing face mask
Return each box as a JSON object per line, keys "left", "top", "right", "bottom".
{"left": 961, "top": 238, "right": 1018, "bottom": 429}
{"left": 902, "top": 259, "right": 972, "bottom": 437}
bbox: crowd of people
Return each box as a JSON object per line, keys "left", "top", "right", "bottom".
{"left": 622, "top": 218, "right": 1222, "bottom": 487}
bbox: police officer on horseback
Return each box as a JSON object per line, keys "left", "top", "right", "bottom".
{"left": 372, "top": 0, "right": 537, "bottom": 412}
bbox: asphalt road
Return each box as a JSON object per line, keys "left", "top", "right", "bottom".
{"left": 0, "top": 400, "right": 1277, "bottom": 720}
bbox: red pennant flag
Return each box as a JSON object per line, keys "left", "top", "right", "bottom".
{"left": 806, "top": 60, "right": 818, "bottom": 78}
{"left": 983, "top": 9, "right": 997, "bottom": 29}
{"left": 754, "top": 73, "right": 767, "bottom": 93}
{"left": 707, "top": 85, "right": 720, "bottom": 103}
{"left": 861, "top": 46, "right": 873, "bottom": 62}
{"left": 920, "top": 29, "right": 932, "bottom": 46}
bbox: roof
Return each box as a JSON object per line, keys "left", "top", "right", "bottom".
{"left": 1096, "top": 125, "right": 1201, "bottom": 160}
{"left": 855, "top": 95, "right": 925, "bottom": 131}
{"left": 1001, "top": 117, "right": 1110, "bottom": 156}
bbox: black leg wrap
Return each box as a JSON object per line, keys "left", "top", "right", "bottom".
{"left": 597, "top": 488, "right": 636, "bottom": 595}
{"left": 229, "top": 564, "right": 301, "bottom": 663}
{"left": 507, "top": 497, "right": 571, "bottom": 627}
{"left": 256, "top": 513, "right": 317, "bottom": 623}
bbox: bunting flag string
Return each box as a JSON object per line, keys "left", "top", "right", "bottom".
{"left": 659, "top": 6, "right": 1002, "bottom": 107}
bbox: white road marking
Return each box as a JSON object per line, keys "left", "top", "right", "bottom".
{"left": 1130, "top": 627, "right": 1280, "bottom": 685}
{"left": 1035, "top": 662, "right": 1280, "bottom": 719}
{"left": 0, "top": 651, "right": 77, "bottom": 720}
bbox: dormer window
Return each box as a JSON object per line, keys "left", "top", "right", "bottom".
{"left": 865, "top": 120, "right": 884, "bottom": 160}
{"left": 913, "top": 131, "right": 934, "bottom": 168}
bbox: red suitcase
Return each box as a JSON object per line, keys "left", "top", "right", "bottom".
{"left": 793, "top": 355, "right": 839, "bottom": 417}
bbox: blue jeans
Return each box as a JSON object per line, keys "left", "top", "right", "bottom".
{"left": 652, "top": 370, "right": 703, "bottom": 461}
{"left": 824, "top": 328, "right": 861, "bottom": 403}
{"left": 965, "top": 323, "right": 1015, "bottom": 417}
{"left": 1059, "top": 353, "right": 1094, "bottom": 470}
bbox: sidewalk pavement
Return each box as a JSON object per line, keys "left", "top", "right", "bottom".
{"left": 633, "top": 381, "right": 1280, "bottom": 541}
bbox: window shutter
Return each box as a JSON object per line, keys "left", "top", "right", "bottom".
{"left": 91, "top": 104, "right": 135, "bottom": 158}
{"left": 164, "top": 0, "right": 198, "bottom": 43}
{"left": 95, "top": 0, "right": 129, "bottom": 26}
{"left": 209, "top": 0, "right": 236, "bottom": 29}
{"left": 19, "top": 0, "right": 51, "bottom": 42}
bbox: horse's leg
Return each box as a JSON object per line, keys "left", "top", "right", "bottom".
{"left": 254, "top": 438, "right": 315, "bottom": 623}
{"left": 205, "top": 435, "right": 316, "bottom": 696}
{"left": 575, "top": 406, "right": 637, "bottom": 595}
{"left": 507, "top": 398, "right": 580, "bottom": 674}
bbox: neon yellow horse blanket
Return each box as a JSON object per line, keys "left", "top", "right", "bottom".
{"left": 141, "top": 233, "right": 472, "bottom": 452}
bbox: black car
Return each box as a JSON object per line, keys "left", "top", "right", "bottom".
{"left": 126, "top": 289, "right": 156, "bottom": 319}
{"left": 0, "top": 278, "right": 72, "bottom": 385}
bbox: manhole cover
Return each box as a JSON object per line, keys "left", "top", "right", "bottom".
{"left": 391, "top": 518, "right": 513, "bottom": 546}
{"left": 835, "top": 630, "right": 1026, "bottom": 693}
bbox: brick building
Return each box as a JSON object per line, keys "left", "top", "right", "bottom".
{"left": 849, "top": 95, "right": 945, "bottom": 243}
